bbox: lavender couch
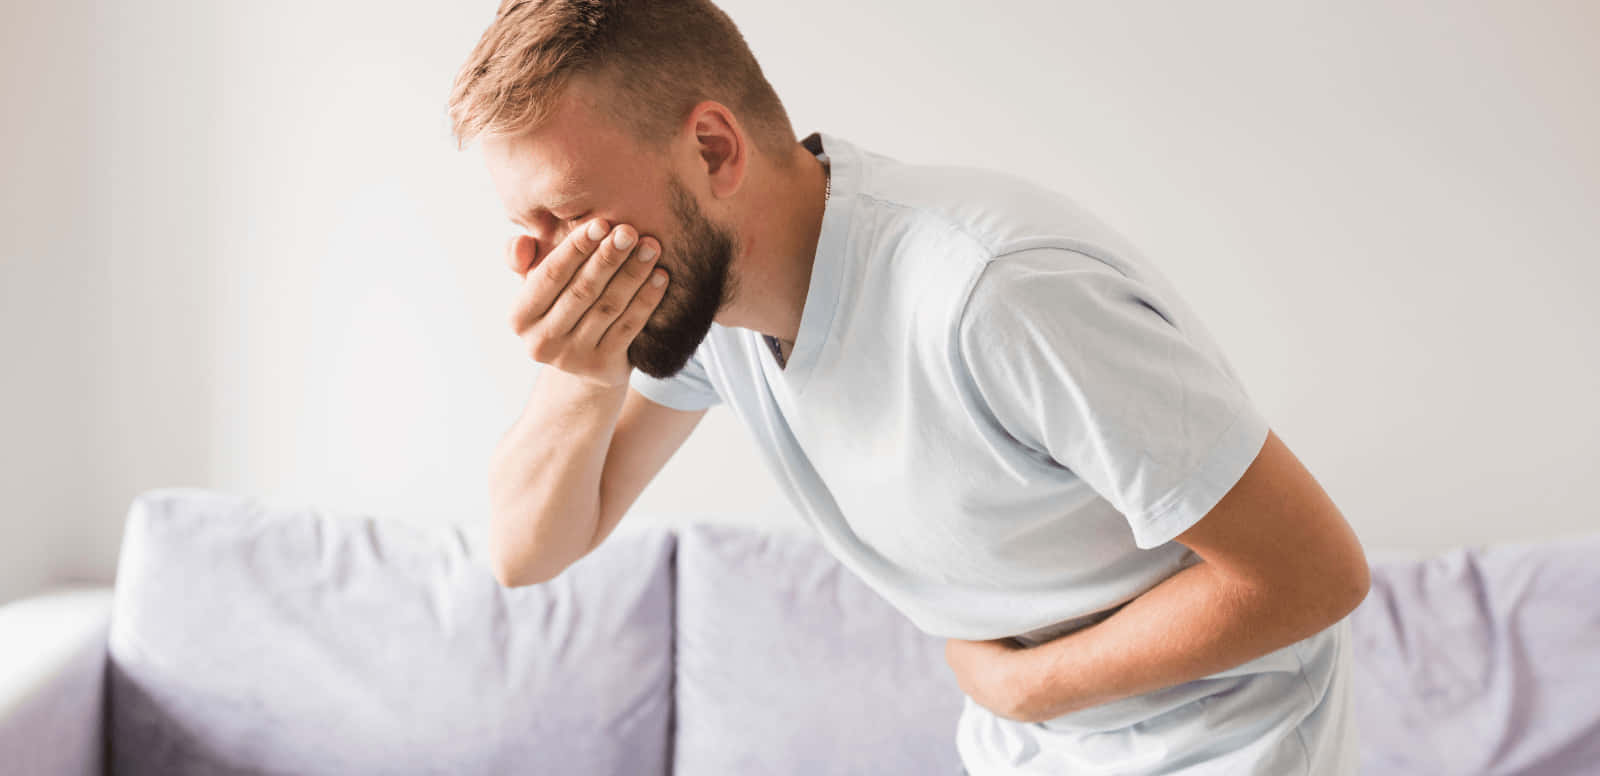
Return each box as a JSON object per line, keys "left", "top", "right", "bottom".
{"left": 2, "top": 488, "right": 1596, "bottom": 775}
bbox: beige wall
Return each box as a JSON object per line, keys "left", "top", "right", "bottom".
{"left": 4, "top": 0, "right": 1597, "bottom": 605}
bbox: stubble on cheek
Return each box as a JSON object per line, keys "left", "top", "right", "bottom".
{"left": 624, "top": 175, "right": 737, "bottom": 379}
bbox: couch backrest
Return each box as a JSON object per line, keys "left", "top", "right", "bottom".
{"left": 671, "top": 522, "right": 966, "bottom": 775}
{"left": 1348, "top": 532, "right": 1600, "bottom": 774}
{"left": 107, "top": 488, "right": 677, "bottom": 776}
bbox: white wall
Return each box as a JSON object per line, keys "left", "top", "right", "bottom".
{"left": 4, "top": 0, "right": 1596, "bottom": 605}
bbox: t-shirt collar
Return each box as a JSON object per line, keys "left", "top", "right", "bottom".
{"left": 760, "top": 130, "right": 859, "bottom": 397}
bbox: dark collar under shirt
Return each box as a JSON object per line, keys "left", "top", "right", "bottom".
{"left": 763, "top": 334, "right": 788, "bottom": 367}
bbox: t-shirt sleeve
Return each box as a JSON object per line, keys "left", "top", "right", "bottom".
{"left": 628, "top": 347, "right": 722, "bottom": 411}
{"left": 955, "top": 249, "right": 1270, "bottom": 550}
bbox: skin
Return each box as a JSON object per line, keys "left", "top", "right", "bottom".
{"left": 479, "top": 70, "right": 829, "bottom": 379}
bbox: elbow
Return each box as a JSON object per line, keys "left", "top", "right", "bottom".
{"left": 491, "top": 553, "right": 551, "bottom": 589}
{"left": 1343, "top": 557, "right": 1373, "bottom": 616}
{"left": 489, "top": 544, "right": 542, "bottom": 589}
{"left": 485, "top": 510, "right": 547, "bottom": 588}
{"left": 484, "top": 504, "right": 590, "bottom": 588}
{"left": 1323, "top": 553, "right": 1372, "bottom": 624}
{"left": 491, "top": 561, "right": 533, "bottom": 589}
{"left": 1343, "top": 539, "right": 1373, "bottom": 610}
{"left": 490, "top": 547, "right": 568, "bottom": 589}
{"left": 489, "top": 552, "right": 524, "bottom": 588}
{"left": 1275, "top": 554, "right": 1371, "bottom": 633}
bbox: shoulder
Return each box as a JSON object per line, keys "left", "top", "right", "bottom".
{"left": 848, "top": 149, "right": 1156, "bottom": 331}
{"left": 839, "top": 142, "right": 1175, "bottom": 360}
{"left": 853, "top": 147, "right": 1139, "bottom": 264}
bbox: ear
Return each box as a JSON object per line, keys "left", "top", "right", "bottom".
{"left": 684, "top": 101, "right": 748, "bottom": 200}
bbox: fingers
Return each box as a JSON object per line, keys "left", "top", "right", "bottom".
{"left": 569, "top": 233, "right": 663, "bottom": 349}
{"left": 596, "top": 264, "right": 669, "bottom": 355}
{"left": 508, "top": 217, "right": 612, "bottom": 335}
{"left": 538, "top": 221, "right": 642, "bottom": 339}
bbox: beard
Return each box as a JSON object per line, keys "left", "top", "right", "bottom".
{"left": 625, "top": 173, "right": 740, "bottom": 379}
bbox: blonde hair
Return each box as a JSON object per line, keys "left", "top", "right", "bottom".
{"left": 447, "top": 0, "right": 796, "bottom": 161}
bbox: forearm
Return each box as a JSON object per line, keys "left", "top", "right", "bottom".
{"left": 487, "top": 366, "right": 628, "bottom": 586}
{"left": 1008, "top": 560, "right": 1350, "bottom": 723}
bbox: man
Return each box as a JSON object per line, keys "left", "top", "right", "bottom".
{"left": 450, "top": 1, "right": 1371, "bottom": 773}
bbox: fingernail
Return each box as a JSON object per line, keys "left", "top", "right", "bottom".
{"left": 651, "top": 270, "right": 666, "bottom": 286}
{"left": 637, "top": 241, "right": 657, "bottom": 262}
{"left": 586, "top": 220, "right": 607, "bottom": 241}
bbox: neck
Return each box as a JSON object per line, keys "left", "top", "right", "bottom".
{"left": 712, "top": 141, "right": 830, "bottom": 343}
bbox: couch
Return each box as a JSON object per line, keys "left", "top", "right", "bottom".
{"left": 2, "top": 488, "right": 1597, "bottom": 775}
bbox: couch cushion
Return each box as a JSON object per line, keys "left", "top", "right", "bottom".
{"left": 107, "top": 488, "right": 674, "bottom": 776}
{"left": 673, "top": 522, "right": 965, "bottom": 775}
{"left": 1350, "top": 531, "right": 1600, "bottom": 774}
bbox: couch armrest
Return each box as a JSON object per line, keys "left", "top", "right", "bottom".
{"left": 0, "top": 585, "right": 114, "bottom": 776}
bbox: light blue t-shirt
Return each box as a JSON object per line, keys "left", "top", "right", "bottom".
{"left": 631, "top": 131, "right": 1356, "bottom": 775}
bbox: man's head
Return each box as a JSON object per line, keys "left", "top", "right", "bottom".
{"left": 449, "top": 0, "right": 798, "bottom": 379}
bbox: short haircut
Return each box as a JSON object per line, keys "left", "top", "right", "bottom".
{"left": 447, "top": 0, "right": 796, "bottom": 161}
